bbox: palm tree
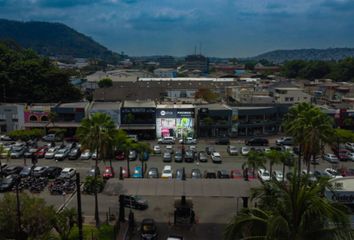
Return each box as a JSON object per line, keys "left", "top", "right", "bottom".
{"left": 76, "top": 112, "right": 116, "bottom": 227}
{"left": 264, "top": 149, "right": 282, "bottom": 178}
{"left": 242, "top": 150, "right": 266, "bottom": 177}
{"left": 225, "top": 170, "right": 353, "bottom": 240}
{"left": 283, "top": 103, "right": 334, "bottom": 174}
{"left": 114, "top": 129, "right": 135, "bottom": 178}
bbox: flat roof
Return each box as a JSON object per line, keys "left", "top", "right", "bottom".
{"left": 275, "top": 87, "right": 303, "bottom": 91}
{"left": 157, "top": 104, "right": 194, "bottom": 109}
{"left": 123, "top": 100, "right": 156, "bottom": 108}
{"left": 139, "top": 77, "right": 235, "bottom": 82}
{"left": 328, "top": 177, "right": 354, "bottom": 192}
{"left": 197, "top": 103, "right": 232, "bottom": 111}
{"left": 90, "top": 101, "right": 121, "bottom": 110}
{"left": 56, "top": 102, "right": 89, "bottom": 108}
{"left": 235, "top": 106, "right": 275, "bottom": 110}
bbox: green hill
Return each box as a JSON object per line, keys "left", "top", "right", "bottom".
{"left": 252, "top": 48, "right": 354, "bottom": 63}
{"left": 0, "top": 19, "right": 122, "bottom": 63}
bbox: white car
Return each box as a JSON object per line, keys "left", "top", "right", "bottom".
{"left": 153, "top": 145, "right": 161, "bottom": 154}
{"left": 92, "top": 151, "right": 97, "bottom": 160}
{"left": 161, "top": 165, "right": 173, "bottom": 179}
{"left": 80, "top": 150, "right": 92, "bottom": 160}
{"left": 323, "top": 153, "right": 339, "bottom": 163}
{"left": 157, "top": 137, "right": 175, "bottom": 144}
{"left": 179, "top": 137, "right": 197, "bottom": 145}
{"left": 45, "top": 147, "right": 59, "bottom": 159}
{"left": 345, "top": 142, "right": 354, "bottom": 152}
{"left": 323, "top": 168, "right": 342, "bottom": 179}
{"left": 258, "top": 169, "right": 270, "bottom": 182}
{"left": 347, "top": 152, "right": 354, "bottom": 161}
{"left": 301, "top": 169, "right": 317, "bottom": 182}
{"left": 276, "top": 137, "right": 293, "bottom": 146}
{"left": 59, "top": 168, "right": 76, "bottom": 179}
{"left": 272, "top": 170, "right": 283, "bottom": 181}
{"left": 241, "top": 147, "right": 250, "bottom": 156}
{"left": 211, "top": 152, "right": 222, "bottom": 163}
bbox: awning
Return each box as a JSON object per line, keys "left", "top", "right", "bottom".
{"left": 103, "top": 179, "right": 260, "bottom": 197}
{"left": 24, "top": 122, "right": 48, "bottom": 128}
{"left": 120, "top": 124, "right": 155, "bottom": 130}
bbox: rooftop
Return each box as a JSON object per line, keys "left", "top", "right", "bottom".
{"left": 157, "top": 104, "right": 194, "bottom": 109}
{"left": 56, "top": 102, "right": 89, "bottom": 108}
{"left": 123, "top": 100, "right": 156, "bottom": 108}
{"left": 197, "top": 103, "right": 232, "bottom": 111}
{"left": 90, "top": 101, "right": 121, "bottom": 110}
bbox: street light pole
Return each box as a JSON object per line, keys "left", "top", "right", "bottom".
{"left": 76, "top": 173, "right": 83, "bottom": 240}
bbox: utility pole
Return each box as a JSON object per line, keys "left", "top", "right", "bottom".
{"left": 76, "top": 173, "right": 83, "bottom": 240}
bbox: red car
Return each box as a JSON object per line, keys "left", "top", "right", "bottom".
{"left": 103, "top": 166, "right": 115, "bottom": 179}
{"left": 230, "top": 169, "right": 243, "bottom": 179}
{"left": 337, "top": 149, "right": 350, "bottom": 161}
{"left": 35, "top": 145, "right": 49, "bottom": 158}
{"left": 115, "top": 151, "right": 125, "bottom": 161}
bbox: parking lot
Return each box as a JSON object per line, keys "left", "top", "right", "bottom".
{"left": 1, "top": 136, "right": 354, "bottom": 235}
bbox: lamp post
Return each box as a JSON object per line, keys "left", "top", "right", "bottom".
{"left": 76, "top": 173, "right": 83, "bottom": 240}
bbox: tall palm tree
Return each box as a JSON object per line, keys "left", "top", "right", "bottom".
{"left": 225, "top": 170, "right": 353, "bottom": 240}
{"left": 114, "top": 129, "right": 134, "bottom": 178}
{"left": 264, "top": 149, "right": 282, "bottom": 178}
{"left": 242, "top": 150, "right": 266, "bottom": 177}
{"left": 283, "top": 103, "right": 334, "bottom": 174}
{"left": 76, "top": 112, "right": 116, "bottom": 227}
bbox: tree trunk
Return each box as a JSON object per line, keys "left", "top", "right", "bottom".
{"left": 269, "top": 162, "right": 273, "bottom": 179}
{"left": 94, "top": 147, "right": 100, "bottom": 227}
{"left": 126, "top": 151, "right": 130, "bottom": 178}
{"left": 282, "top": 163, "right": 286, "bottom": 182}
{"left": 297, "top": 144, "right": 302, "bottom": 177}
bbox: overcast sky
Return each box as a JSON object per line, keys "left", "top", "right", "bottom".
{"left": 1, "top": 0, "right": 354, "bottom": 57}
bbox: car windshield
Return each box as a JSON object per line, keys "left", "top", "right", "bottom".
{"left": 263, "top": 172, "right": 270, "bottom": 176}
{"left": 48, "top": 148, "right": 56, "bottom": 153}
{"left": 328, "top": 170, "right": 338, "bottom": 175}
{"left": 142, "top": 224, "right": 155, "bottom": 234}
{"left": 163, "top": 170, "right": 171, "bottom": 174}
{"left": 2, "top": 177, "right": 12, "bottom": 184}
{"left": 58, "top": 149, "right": 66, "bottom": 153}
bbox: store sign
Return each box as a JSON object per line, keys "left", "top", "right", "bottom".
{"left": 325, "top": 190, "right": 354, "bottom": 204}
{"left": 156, "top": 109, "right": 176, "bottom": 118}
{"left": 176, "top": 109, "right": 194, "bottom": 118}
{"left": 122, "top": 108, "right": 156, "bottom": 113}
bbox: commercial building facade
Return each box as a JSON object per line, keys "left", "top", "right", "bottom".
{"left": 0, "top": 104, "right": 25, "bottom": 132}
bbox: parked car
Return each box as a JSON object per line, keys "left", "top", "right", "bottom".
{"left": 0, "top": 175, "right": 19, "bottom": 192}
{"left": 336, "top": 149, "right": 351, "bottom": 161}
{"left": 59, "top": 168, "right": 76, "bottom": 179}
{"left": 0, "top": 135, "right": 13, "bottom": 141}
{"left": 345, "top": 142, "right": 354, "bottom": 152}
{"left": 80, "top": 150, "right": 92, "bottom": 160}
{"left": 10, "top": 145, "right": 26, "bottom": 158}
{"left": 184, "top": 150, "right": 194, "bottom": 163}
{"left": 68, "top": 147, "right": 81, "bottom": 160}
{"left": 215, "top": 137, "right": 230, "bottom": 145}
{"left": 191, "top": 169, "right": 202, "bottom": 179}
{"left": 175, "top": 169, "right": 184, "bottom": 180}
{"left": 217, "top": 170, "right": 230, "bottom": 178}
{"left": 45, "top": 166, "right": 62, "bottom": 179}
{"left": 230, "top": 169, "right": 243, "bottom": 179}
{"left": 198, "top": 151, "right": 208, "bottom": 162}
{"left": 24, "top": 147, "right": 38, "bottom": 158}
{"left": 35, "top": 145, "right": 48, "bottom": 158}
{"left": 174, "top": 151, "right": 183, "bottom": 163}
{"left": 245, "top": 138, "right": 269, "bottom": 146}
{"left": 314, "top": 170, "right": 327, "bottom": 179}
{"left": 205, "top": 146, "right": 215, "bottom": 155}
{"left": 241, "top": 146, "right": 250, "bottom": 156}
{"left": 258, "top": 169, "right": 270, "bottom": 182}
{"left": 123, "top": 195, "right": 148, "bottom": 210}
{"left": 19, "top": 166, "right": 34, "bottom": 178}
{"left": 3, "top": 166, "right": 23, "bottom": 176}
{"left": 92, "top": 151, "right": 97, "bottom": 160}
{"left": 163, "top": 152, "right": 172, "bottom": 162}
{"left": 157, "top": 137, "right": 175, "bottom": 144}
{"left": 165, "top": 145, "right": 174, "bottom": 154}
{"left": 45, "top": 147, "right": 59, "bottom": 159}
{"left": 323, "top": 153, "right": 339, "bottom": 164}
{"left": 128, "top": 150, "right": 137, "bottom": 161}
{"left": 103, "top": 166, "right": 115, "bottom": 179}
{"left": 301, "top": 170, "right": 317, "bottom": 182}
{"left": 276, "top": 137, "right": 294, "bottom": 146}
{"left": 147, "top": 167, "right": 159, "bottom": 178}
{"left": 54, "top": 148, "right": 70, "bottom": 161}
{"left": 324, "top": 168, "right": 343, "bottom": 179}
{"left": 227, "top": 145, "right": 238, "bottom": 155}
{"left": 161, "top": 165, "right": 173, "bottom": 179}
{"left": 204, "top": 170, "right": 217, "bottom": 178}
{"left": 140, "top": 218, "right": 158, "bottom": 240}
{"left": 1, "top": 146, "right": 11, "bottom": 158}
{"left": 153, "top": 145, "right": 161, "bottom": 154}
{"left": 132, "top": 166, "right": 143, "bottom": 178}
{"left": 347, "top": 152, "right": 354, "bottom": 161}
{"left": 211, "top": 152, "right": 222, "bottom": 163}
{"left": 272, "top": 170, "right": 283, "bottom": 181}
{"left": 33, "top": 166, "right": 48, "bottom": 177}
{"left": 115, "top": 151, "right": 125, "bottom": 160}
{"left": 87, "top": 166, "right": 100, "bottom": 177}
{"left": 42, "top": 134, "right": 61, "bottom": 142}
{"left": 179, "top": 137, "right": 197, "bottom": 145}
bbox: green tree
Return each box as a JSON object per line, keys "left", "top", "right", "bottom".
{"left": 225, "top": 171, "right": 352, "bottom": 240}
{"left": 264, "top": 149, "right": 282, "bottom": 178}
{"left": 8, "top": 129, "right": 44, "bottom": 141}
{"left": 114, "top": 129, "right": 135, "bottom": 178}
{"left": 194, "top": 88, "right": 219, "bottom": 102}
{"left": 76, "top": 112, "right": 116, "bottom": 227}
{"left": 0, "top": 193, "right": 56, "bottom": 240}
{"left": 54, "top": 208, "right": 77, "bottom": 240}
{"left": 242, "top": 150, "right": 266, "bottom": 177}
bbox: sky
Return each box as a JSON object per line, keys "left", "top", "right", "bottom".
{"left": 0, "top": 0, "right": 354, "bottom": 57}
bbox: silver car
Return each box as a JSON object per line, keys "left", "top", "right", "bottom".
{"left": 323, "top": 153, "right": 339, "bottom": 163}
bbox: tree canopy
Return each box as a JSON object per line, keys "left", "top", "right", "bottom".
{"left": 0, "top": 41, "right": 82, "bottom": 103}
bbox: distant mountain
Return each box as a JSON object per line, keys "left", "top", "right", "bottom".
{"left": 0, "top": 19, "right": 122, "bottom": 63}
{"left": 251, "top": 48, "right": 354, "bottom": 63}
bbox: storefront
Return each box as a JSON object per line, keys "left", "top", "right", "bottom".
{"left": 156, "top": 105, "right": 195, "bottom": 138}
